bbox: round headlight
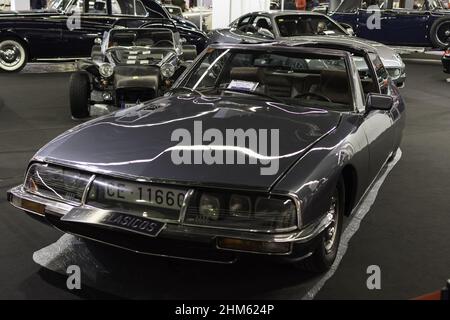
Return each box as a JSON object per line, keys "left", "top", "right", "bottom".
{"left": 199, "top": 193, "right": 220, "bottom": 221}
{"left": 161, "top": 63, "right": 176, "bottom": 79}
{"left": 229, "top": 194, "right": 251, "bottom": 217}
{"left": 99, "top": 63, "right": 114, "bottom": 78}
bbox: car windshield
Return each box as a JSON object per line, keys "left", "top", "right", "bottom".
{"left": 275, "top": 15, "right": 346, "bottom": 37}
{"left": 108, "top": 29, "right": 174, "bottom": 48}
{"left": 178, "top": 48, "right": 353, "bottom": 112}
{"left": 107, "top": 29, "right": 175, "bottom": 65}
{"left": 165, "top": 6, "right": 183, "bottom": 17}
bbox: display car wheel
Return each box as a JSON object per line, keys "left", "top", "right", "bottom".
{"left": 297, "top": 178, "right": 345, "bottom": 273}
{"left": 430, "top": 17, "right": 450, "bottom": 49}
{"left": 0, "top": 38, "right": 28, "bottom": 72}
{"left": 69, "top": 71, "right": 91, "bottom": 119}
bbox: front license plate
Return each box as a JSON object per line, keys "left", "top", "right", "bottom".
{"left": 103, "top": 181, "right": 187, "bottom": 211}
{"left": 62, "top": 208, "right": 166, "bottom": 237}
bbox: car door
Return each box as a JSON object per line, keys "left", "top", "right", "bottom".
{"left": 58, "top": 0, "right": 114, "bottom": 58}
{"left": 10, "top": 15, "right": 65, "bottom": 59}
{"left": 356, "top": 0, "right": 430, "bottom": 45}
{"left": 359, "top": 53, "right": 396, "bottom": 179}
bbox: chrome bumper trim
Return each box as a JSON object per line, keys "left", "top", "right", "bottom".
{"left": 7, "top": 185, "right": 332, "bottom": 245}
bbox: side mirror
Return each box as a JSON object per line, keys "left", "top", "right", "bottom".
{"left": 94, "top": 37, "right": 102, "bottom": 45}
{"left": 366, "top": 93, "right": 394, "bottom": 112}
{"left": 340, "top": 23, "right": 355, "bottom": 36}
{"left": 257, "top": 28, "right": 275, "bottom": 39}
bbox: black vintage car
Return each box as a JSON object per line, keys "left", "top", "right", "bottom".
{"left": 0, "top": 0, "right": 207, "bottom": 72}
{"left": 7, "top": 41, "right": 405, "bottom": 272}
{"left": 70, "top": 24, "right": 197, "bottom": 119}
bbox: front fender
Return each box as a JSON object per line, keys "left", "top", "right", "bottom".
{"left": 272, "top": 114, "right": 370, "bottom": 227}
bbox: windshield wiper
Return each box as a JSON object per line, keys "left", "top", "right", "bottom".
{"left": 211, "top": 88, "right": 285, "bottom": 104}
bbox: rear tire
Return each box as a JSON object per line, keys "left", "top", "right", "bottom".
{"left": 0, "top": 38, "right": 28, "bottom": 72}
{"left": 430, "top": 17, "right": 450, "bottom": 49}
{"left": 297, "top": 178, "right": 345, "bottom": 273}
{"left": 69, "top": 71, "right": 91, "bottom": 119}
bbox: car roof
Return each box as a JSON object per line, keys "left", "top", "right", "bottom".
{"left": 280, "top": 39, "right": 377, "bottom": 55}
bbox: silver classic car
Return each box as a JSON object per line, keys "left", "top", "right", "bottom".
{"left": 208, "top": 11, "right": 406, "bottom": 87}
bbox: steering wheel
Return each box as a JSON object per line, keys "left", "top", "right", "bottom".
{"left": 295, "top": 92, "right": 332, "bottom": 103}
{"left": 153, "top": 40, "right": 174, "bottom": 47}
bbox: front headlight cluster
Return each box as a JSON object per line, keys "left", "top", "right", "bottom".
{"left": 24, "top": 163, "right": 92, "bottom": 204}
{"left": 388, "top": 68, "right": 402, "bottom": 79}
{"left": 99, "top": 63, "right": 114, "bottom": 78}
{"left": 185, "top": 192, "right": 298, "bottom": 232}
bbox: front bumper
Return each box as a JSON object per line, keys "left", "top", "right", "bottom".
{"left": 7, "top": 186, "right": 330, "bottom": 264}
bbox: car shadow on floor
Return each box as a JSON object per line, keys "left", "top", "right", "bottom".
{"left": 31, "top": 234, "right": 320, "bottom": 300}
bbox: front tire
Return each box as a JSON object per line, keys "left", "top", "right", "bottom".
{"left": 0, "top": 38, "right": 28, "bottom": 72}
{"left": 69, "top": 71, "right": 91, "bottom": 119}
{"left": 299, "top": 178, "right": 345, "bottom": 273}
{"left": 430, "top": 17, "right": 450, "bottom": 49}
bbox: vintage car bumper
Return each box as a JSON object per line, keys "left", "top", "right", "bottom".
{"left": 7, "top": 185, "right": 330, "bottom": 264}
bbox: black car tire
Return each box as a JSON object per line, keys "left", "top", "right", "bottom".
{"left": 298, "top": 177, "right": 345, "bottom": 273}
{"left": 430, "top": 17, "right": 450, "bottom": 49}
{"left": 70, "top": 71, "right": 91, "bottom": 119}
{"left": 0, "top": 37, "right": 28, "bottom": 72}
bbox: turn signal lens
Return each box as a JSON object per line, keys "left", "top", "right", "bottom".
{"left": 217, "top": 238, "right": 291, "bottom": 254}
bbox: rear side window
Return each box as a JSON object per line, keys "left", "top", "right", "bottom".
{"left": 111, "top": 0, "right": 148, "bottom": 16}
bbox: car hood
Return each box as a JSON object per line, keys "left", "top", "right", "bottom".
{"left": 285, "top": 35, "right": 404, "bottom": 69}
{"left": 34, "top": 96, "right": 340, "bottom": 191}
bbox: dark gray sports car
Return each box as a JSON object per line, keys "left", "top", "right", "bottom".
{"left": 7, "top": 41, "right": 405, "bottom": 272}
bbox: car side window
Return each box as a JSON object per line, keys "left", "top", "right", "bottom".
{"left": 111, "top": 0, "right": 148, "bottom": 16}
{"left": 233, "top": 15, "right": 254, "bottom": 33}
{"left": 68, "top": 0, "right": 108, "bottom": 14}
{"left": 245, "top": 15, "right": 274, "bottom": 39}
{"left": 369, "top": 53, "right": 389, "bottom": 94}
{"left": 185, "top": 49, "right": 229, "bottom": 89}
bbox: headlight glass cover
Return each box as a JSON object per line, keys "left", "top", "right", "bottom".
{"left": 24, "top": 163, "right": 92, "bottom": 204}
{"left": 99, "top": 63, "right": 114, "bottom": 78}
{"left": 185, "top": 192, "right": 298, "bottom": 232}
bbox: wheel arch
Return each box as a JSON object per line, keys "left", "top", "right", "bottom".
{"left": 0, "top": 31, "right": 32, "bottom": 59}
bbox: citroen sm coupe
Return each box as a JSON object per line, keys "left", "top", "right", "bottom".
{"left": 7, "top": 41, "right": 405, "bottom": 272}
